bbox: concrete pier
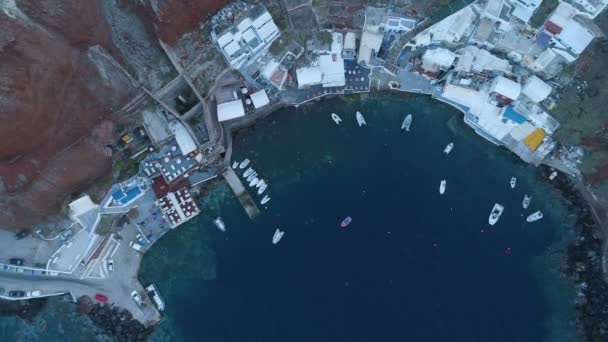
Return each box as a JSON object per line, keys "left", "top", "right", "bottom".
{"left": 222, "top": 167, "right": 260, "bottom": 219}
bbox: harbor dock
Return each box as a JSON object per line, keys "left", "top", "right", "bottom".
{"left": 222, "top": 167, "right": 260, "bottom": 219}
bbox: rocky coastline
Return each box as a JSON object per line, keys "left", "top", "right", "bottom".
{"left": 542, "top": 166, "right": 608, "bottom": 341}
{"left": 77, "top": 296, "right": 154, "bottom": 341}
{"left": 0, "top": 298, "right": 48, "bottom": 322}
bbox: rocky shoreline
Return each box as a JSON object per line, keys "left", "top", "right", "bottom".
{"left": 542, "top": 166, "right": 608, "bottom": 341}
{"left": 0, "top": 298, "right": 48, "bottom": 322}
{"left": 77, "top": 296, "right": 154, "bottom": 341}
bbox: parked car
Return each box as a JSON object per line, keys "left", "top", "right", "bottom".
{"left": 107, "top": 259, "right": 114, "bottom": 272}
{"left": 27, "top": 290, "right": 41, "bottom": 297}
{"left": 135, "top": 234, "right": 147, "bottom": 245}
{"left": 59, "top": 228, "right": 74, "bottom": 242}
{"left": 129, "top": 241, "right": 143, "bottom": 252}
{"left": 95, "top": 294, "right": 108, "bottom": 303}
{"left": 131, "top": 290, "right": 143, "bottom": 306}
{"left": 15, "top": 230, "right": 30, "bottom": 240}
{"left": 9, "top": 290, "right": 25, "bottom": 298}
{"left": 9, "top": 258, "right": 24, "bottom": 266}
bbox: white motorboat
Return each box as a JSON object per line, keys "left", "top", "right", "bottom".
{"left": 510, "top": 177, "right": 517, "bottom": 189}
{"left": 522, "top": 194, "right": 532, "bottom": 209}
{"left": 526, "top": 211, "right": 543, "bottom": 222}
{"left": 255, "top": 178, "right": 264, "bottom": 189}
{"left": 258, "top": 181, "right": 268, "bottom": 195}
{"left": 356, "top": 111, "right": 366, "bottom": 127}
{"left": 246, "top": 171, "right": 257, "bottom": 183}
{"left": 232, "top": 161, "right": 239, "bottom": 169}
{"left": 243, "top": 167, "right": 254, "bottom": 178}
{"left": 213, "top": 217, "right": 226, "bottom": 232}
{"left": 331, "top": 113, "right": 342, "bottom": 125}
{"left": 401, "top": 114, "right": 412, "bottom": 131}
{"left": 549, "top": 171, "right": 558, "bottom": 180}
{"left": 145, "top": 284, "right": 165, "bottom": 312}
{"left": 272, "top": 228, "right": 284, "bottom": 244}
{"left": 444, "top": 142, "right": 454, "bottom": 154}
{"left": 261, "top": 195, "right": 270, "bottom": 205}
{"left": 439, "top": 180, "right": 446, "bottom": 195}
{"left": 239, "top": 158, "right": 250, "bottom": 169}
{"left": 249, "top": 177, "right": 259, "bottom": 187}
{"left": 488, "top": 203, "right": 504, "bottom": 225}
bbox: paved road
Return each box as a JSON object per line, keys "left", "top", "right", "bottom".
{"left": 0, "top": 271, "right": 101, "bottom": 299}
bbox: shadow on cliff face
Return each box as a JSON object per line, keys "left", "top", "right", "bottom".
{"left": 0, "top": 2, "right": 130, "bottom": 228}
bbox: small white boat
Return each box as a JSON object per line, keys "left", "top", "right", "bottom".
{"left": 239, "top": 158, "right": 250, "bottom": 169}
{"left": 549, "top": 171, "right": 558, "bottom": 180}
{"left": 243, "top": 167, "right": 254, "bottom": 178}
{"left": 443, "top": 142, "right": 454, "bottom": 154}
{"left": 356, "top": 111, "right": 366, "bottom": 127}
{"left": 401, "top": 114, "right": 412, "bottom": 131}
{"left": 488, "top": 203, "right": 504, "bottom": 225}
{"left": 439, "top": 180, "right": 446, "bottom": 195}
{"left": 526, "top": 211, "right": 543, "bottom": 222}
{"left": 213, "top": 217, "right": 226, "bottom": 232}
{"left": 331, "top": 113, "right": 342, "bottom": 125}
{"left": 145, "top": 284, "right": 165, "bottom": 312}
{"left": 246, "top": 171, "right": 257, "bottom": 183}
{"left": 272, "top": 228, "right": 284, "bottom": 244}
{"left": 258, "top": 181, "right": 268, "bottom": 195}
{"left": 249, "top": 177, "right": 259, "bottom": 187}
{"left": 261, "top": 195, "right": 270, "bottom": 205}
{"left": 232, "top": 161, "right": 239, "bottom": 169}
{"left": 255, "top": 178, "right": 264, "bottom": 189}
{"left": 510, "top": 177, "right": 517, "bottom": 189}
{"left": 522, "top": 194, "right": 532, "bottom": 209}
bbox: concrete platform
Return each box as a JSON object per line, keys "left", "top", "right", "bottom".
{"left": 222, "top": 167, "right": 260, "bottom": 219}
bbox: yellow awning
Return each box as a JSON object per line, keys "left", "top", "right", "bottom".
{"left": 523, "top": 128, "right": 546, "bottom": 151}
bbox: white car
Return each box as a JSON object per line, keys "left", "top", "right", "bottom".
{"left": 129, "top": 241, "right": 143, "bottom": 252}
{"left": 131, "top": 290, "right": 143, "bottom": 306}
{"left": 107, "top": 259, "right": 114, "bottom": 272}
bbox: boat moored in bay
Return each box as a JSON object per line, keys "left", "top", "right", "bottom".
{"left": 239, "top": 158, "right": 250, "bottom": 169}
{"left": 272, "top": 229, "right": 284, "bottom": 244}
{"left": 401, "top": 114, "right": 412, "bottom": 131}
{"left": 213, "top": 217, "right": 226, "bottom": 232}
{"left": 232, "top": 161, "right": 239, "bottom": 169}
{"left": 146, "top": 284, "right": 165, "bottom": 312}
{"left": 510, "top": 177, "right": 517, "bottom": 189}
{"left": 439, "top": 180, "right": 446, "bottom": 195}
{"left": 488, "top": 203, "right": 504, "bottom": 225}
{"left": 444, "top": 143, "right": 454, "bottom": 154}
{"left": 522, "top": 194, "right": 531, "bottom": 209}
{"left": 261, "top": 195, "right": 270, "bottom": 205}
{"left": 331, "top": 113, "right": 342, "bottom": 125}
{"left": 356, "top": 111, "right": 366, "bottom": 127}
{"left": 341, "top": 216, "right": 352, "bottom": 227}
{"left": 526, "top": 211, "right": 543, "bottom": 222}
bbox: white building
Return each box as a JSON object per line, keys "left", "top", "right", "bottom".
{"left": 343, "top": 32, "right": 357, "bottom": 59}
{"left": 454, "top": 46, "right": 512, "bottom": 74}
{"left": 421, "top": 48, "right": 456, "bottom": 73}
{"left": 410, "top": 6, "right": 476, "bottom": 47}
{"left": 521, "top": 76, "right": 553, "bottom": 103}
{"left": 489, "top": 76, "right": 521, "bottom": 103}
{"left": 551, "top": 17, "right": 597, "bottom": 62}
{"left": 511, "top": 0, "right": 543, "bottom": 23}
{"left": 212, "top": 6, "right": 280, "bottom": 69}
{"left": 250, "top": 90, "right": 270, "bottom": 109}
{"left": 562, "top": 0, "right": 608, "bottom": 18}
{"left": 169, "top": 121, "right": 197, "bottom": 156}
{"left": 217, "top": 99, "right": 246, "bottom": 121}
{"left": 157, "top": 188, "right": 200, "bottom": 229}
{"left": 296, "top": 67, "right": 323, "bottom": 88}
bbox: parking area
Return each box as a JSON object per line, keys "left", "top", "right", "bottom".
{"left": 48, "top": 229, "right": 97, "bottom": 273}
{"left": 0, "top": 229, "right": 63, "bottom": 269}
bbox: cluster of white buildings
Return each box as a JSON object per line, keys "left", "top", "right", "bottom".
{"left": 408, "top": 0, "right": 608, "bottom": 165}
{"left": 211, "top": 4, "right": 280, "bottom": 69}
{"left": 296, "top": 31, "right": 347, "bottom": 89}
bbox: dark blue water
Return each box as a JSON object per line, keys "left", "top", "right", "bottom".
{"left": 139, "top": 94, "right": 578, "bottom": 342}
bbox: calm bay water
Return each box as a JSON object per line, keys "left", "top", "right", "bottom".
{"left": 141, "top": 94, "right": 579, "bottom": 341}
{"left": 0, "top": 94, "right": 580, "bottom": 341}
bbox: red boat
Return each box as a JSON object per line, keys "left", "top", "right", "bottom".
{"left": 95, "top": 294, "right": 108, "bottom": 303}
{"left": 341, "top": 216, "right": 352, "bottom": 227}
